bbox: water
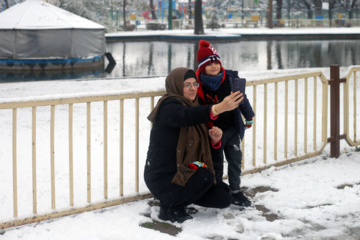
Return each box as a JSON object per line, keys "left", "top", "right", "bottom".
{"left": 106, "top": 39, "right": 360, "bottom": 78}
{"left": 1, "top": 39, "right": 359, "bottom": 81}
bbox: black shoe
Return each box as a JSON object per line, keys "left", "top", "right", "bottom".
{"left": 232, "top": 191, "right": 252, "bottom": 207}
{"left": 159, "top": 206, "right": 193, "bottom": 223}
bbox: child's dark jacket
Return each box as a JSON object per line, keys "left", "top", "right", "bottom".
{"left": 196, "top": 68, "right": 255, "bottom": 140}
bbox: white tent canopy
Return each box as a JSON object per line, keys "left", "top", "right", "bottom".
{"left": 0, "top": 0, "right": 106, "bottom": 59}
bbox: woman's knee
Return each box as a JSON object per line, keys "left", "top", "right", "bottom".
{"left": 219, "top": 195, "right": 232, "bottom": 208}
{"left": 194, "top": 167, "right": 215, "bottom": 184}
{"left": 217, "top": 190, "right": 232, "bottom": 208}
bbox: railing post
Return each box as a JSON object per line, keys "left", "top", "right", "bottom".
{"left": 328, "top": 65, "right": 344, "bottom": 158}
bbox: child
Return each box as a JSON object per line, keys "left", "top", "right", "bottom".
{"left": 196, "top": 40, "right": 255, "bottom": 207}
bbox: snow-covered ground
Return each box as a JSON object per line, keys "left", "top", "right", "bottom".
{"left": 1, "top": 152, "right": 360, "bottom": 240}
{"left": 107, "top": 24, "right": 360, "bottom": 36}
{"left": 1, "top": 66, "right": 360, "bottom": 240}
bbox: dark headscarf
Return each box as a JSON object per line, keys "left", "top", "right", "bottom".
{"left": 148, "top": 67, "right": 198, "bottom": 121}
{"left": 147, "top": 67, "right": 214, "bottom": 186}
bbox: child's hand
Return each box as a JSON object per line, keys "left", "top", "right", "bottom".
{"left": 209, "top": 126, "right": 222, "bottom": 145}
{"left": 244, "top": 118, "right": 253, "bottom": 130}
{"left": 188, "top": 161, "right": 207, "bottom": 169}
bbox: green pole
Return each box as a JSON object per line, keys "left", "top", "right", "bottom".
{"left": 168, "top": 0, "right": 173, "bottom": 30}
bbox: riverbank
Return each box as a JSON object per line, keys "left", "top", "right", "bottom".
{"left": 105, "top": 27, "right": 360, "bottom": 42}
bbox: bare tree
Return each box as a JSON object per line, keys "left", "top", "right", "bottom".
{"left": 194, "top": 0, "right": 204, "bottom": 34}
{"left": 274, "top": 0, "right": 283, "bottom": 27}
{"left": 314, "top": 0, "right": 322, "bottom": 17}
{"left": 149, "top": 0, "right": 157, "bottom": 20}
{"left": 348, "top": 0, "right": 358, "bottom": 19}
{"left": 286, "top": 0, "right": 290, "bottom": 19}
{"left": 4, "top": 0, "right": 9, "bottom": 9}
{"left": 328, "top": 0, "right": 337, "bottom": 22}
{"left": 276, "top": 0, "right": 283, "bottom": 20}
{"left": 123, "top": 0, "right": 127, "bottom": 31}
{"left": 301, "top": 0, "right": 313, "bottom": 19}
{"left": 268, "top": 0, "right": 273, "bottom": 28}
{"left": 188, "top": 0, "right": 192, "bottom": 20}
{"left": 168, "top": 0, "right": 173, "bottom": 30}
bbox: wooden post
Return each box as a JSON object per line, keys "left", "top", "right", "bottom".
{"left": 328, "top": 65, "right": 346, "bottom": 158}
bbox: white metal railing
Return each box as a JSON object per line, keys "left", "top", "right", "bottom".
{"left": 0, "top": 92, "right": 164, "bottom": 229}
{"left": 1, "top": 66, "right": 359, "bottom": 229}
{"left": 344, "top": 66, "right": 360, "bottom": 146}
{"left": 240, "top": 71, "right": 329, "bottom": 174}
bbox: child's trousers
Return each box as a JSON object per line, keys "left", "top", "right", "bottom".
{"left": 213, "top": 126, "right": 243, "bottom": 192}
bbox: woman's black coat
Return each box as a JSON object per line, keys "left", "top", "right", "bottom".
{"left": 144, "top": 97, "right": 218, "bottom": 198}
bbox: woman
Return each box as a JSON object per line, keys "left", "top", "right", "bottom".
{"left": 144, "top": 67, "right": 243, "bottom": 223}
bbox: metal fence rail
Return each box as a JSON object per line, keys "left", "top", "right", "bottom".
{"left": 0, "top": 65, "right": 359, "bottom": 230}
{"left": 1, "top": 92, "right": 165, "bottom": 229}
{"left": 344, "top": 66, "right": 360, "bottom": 146}
{"left": 240, "top": 71, "right": 329, "bottom": 174}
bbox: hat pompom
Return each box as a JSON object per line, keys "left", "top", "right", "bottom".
{"left": 199, "top": 40, "right": 210, "bottom": 48}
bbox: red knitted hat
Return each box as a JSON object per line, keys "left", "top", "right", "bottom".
{"left": 196, "top": 40, "right": 222, "bottom": 74}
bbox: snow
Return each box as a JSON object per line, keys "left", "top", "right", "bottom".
{"left": 0, "top": 0, "right": 104, "bottom": 29}
{"left": 106, "top": 26, "right": 360, "bottom": 37}
{"left": 1, "top": 151, "right": 359, "bottom": 239}
{"left": 1, "top": 25, "right": 360, "bottom": 239}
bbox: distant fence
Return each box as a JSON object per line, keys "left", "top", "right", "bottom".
{"left": 221, "top": 18, "right": 360, "bottom": 28}
{"left": 0, "top": 65, "right": 359, "bottom": 230}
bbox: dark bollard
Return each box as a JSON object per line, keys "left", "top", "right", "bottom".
{"left": 105, "top": 52, "right": 116, "bottom": 74}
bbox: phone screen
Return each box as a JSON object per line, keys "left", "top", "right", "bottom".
{"left": 232, "top": 78, "right": 246, "bottom": 94}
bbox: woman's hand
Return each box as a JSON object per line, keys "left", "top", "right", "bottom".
{"left": 212, "top": 91, "right": 243, "bottom": 116}
{"left": 209, "top": 126, "right": 222, "bottom": 145}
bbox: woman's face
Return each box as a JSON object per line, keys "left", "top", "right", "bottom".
{"left": 183, "top": 77, "right": 199, "bottom": 101}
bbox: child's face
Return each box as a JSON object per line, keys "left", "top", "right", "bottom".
{"left": 205, "top": 62, "right": 221, "bottom": 76}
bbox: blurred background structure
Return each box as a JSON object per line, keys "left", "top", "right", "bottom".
{"left": 2, "top": 0, "right": 359, "bottom": 31}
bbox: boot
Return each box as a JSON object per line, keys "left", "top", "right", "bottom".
{"left": 159, "top": 206, "right": 193, "bottom": 223}
{"left": 232, "top": 191, "right": 252, "bottom": 207}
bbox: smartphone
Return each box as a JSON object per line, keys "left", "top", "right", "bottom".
{"left": 232, "top": 78, "right": 246, "bottom": 94}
